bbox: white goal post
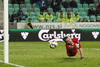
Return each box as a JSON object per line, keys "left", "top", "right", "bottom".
{"left": 4, "top": 0, "right": 9, "bottom": 63}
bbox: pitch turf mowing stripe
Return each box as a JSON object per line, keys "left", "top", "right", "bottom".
{"left": 0, "top": 60, "right": 25, "bottom": 67}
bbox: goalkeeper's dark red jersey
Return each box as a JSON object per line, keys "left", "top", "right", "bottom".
{"left": 65, "top": 37, "right": 81, "bottom": 56}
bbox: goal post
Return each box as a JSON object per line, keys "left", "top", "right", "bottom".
{"left": 4, "top": 0, "right": 9, "bottom": 63}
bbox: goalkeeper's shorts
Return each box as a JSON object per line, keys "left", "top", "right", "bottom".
{"left": 67, "top": 50, "right": 77, "bottom": 56}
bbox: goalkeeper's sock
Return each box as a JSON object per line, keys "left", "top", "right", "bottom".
{"left": 81, "top": 57, "right": 84, "bottom": 60}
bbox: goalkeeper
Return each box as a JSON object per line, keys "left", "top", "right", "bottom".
{"left": 63, "top": 36, "right": 84, "bottom": 60}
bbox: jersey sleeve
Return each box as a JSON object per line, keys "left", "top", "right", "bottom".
{"left": 66, "top": 44, "right": 75, "bottom": 50}
{"left": 72, "top": 37, "right": 81, "bottom": 48}
{"left": 72, "top": 38, "right": 81, "bottom": 48}
{"left": 71, "top": 38, "right": 78, "bottom": 43}
{"left": 66, "top": 44, "right": 71, "bottom": 50}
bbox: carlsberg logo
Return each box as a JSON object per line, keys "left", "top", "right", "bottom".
{"left": 21, "top": 32, "right": 29, "bottom": 40}
{"left": 38, "top": 30, "right": 81, "bottom": 41}
{"left": 0, "top": 30, "right": 4, "bottom": 42}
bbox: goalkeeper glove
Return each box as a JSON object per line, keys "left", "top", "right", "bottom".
{"left": 76, "top": 44, "right": 79, "bottom": 48}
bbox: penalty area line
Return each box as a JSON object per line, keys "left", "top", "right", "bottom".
{"left": 0, "top": 60, "right": 25, "bottom": 67}
{"left": 84, "top": 48, "right": 100, "bottom": 50}
{"left": 0, "top": 45, "right": 3, "bottom": 46}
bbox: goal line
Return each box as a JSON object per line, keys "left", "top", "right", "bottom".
{"left": 0, "top": 60, "right": 25, "bottom": 67}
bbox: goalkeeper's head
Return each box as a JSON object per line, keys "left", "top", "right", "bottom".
{"left": 63, "top": 36, "right": 73, "bottom": 44}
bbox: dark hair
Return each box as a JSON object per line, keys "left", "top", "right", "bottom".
{"left": 63, "top": 36, "right": 68, "bottom": 42}
{"left": 28, "top": 18, "right": 31, "bottom": 21}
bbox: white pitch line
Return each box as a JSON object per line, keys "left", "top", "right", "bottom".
{"left": 84, "top": 48, "right": 100, "bottom": 50}
{"left": 0, "top": 60, "right": 3, "bottom": 62}
{"left": 0, "top": 60, "right": 25, "bottom": 67}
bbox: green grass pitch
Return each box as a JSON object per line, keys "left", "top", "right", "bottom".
{"left": 0, "top": 41, "right": 100, "bottom": 67}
